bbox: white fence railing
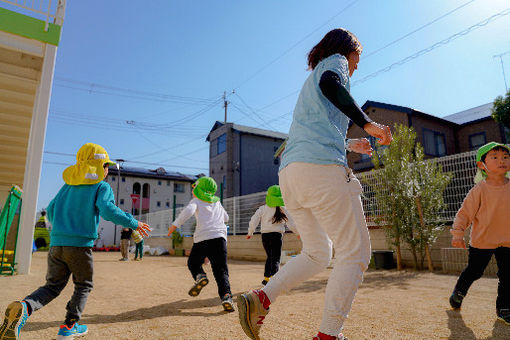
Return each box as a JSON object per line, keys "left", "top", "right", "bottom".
{"left": 0, "top": 0, "right": 66, "bottom": 28}
{"left": 143, "top": 149, "right": 480, "bottom": 236}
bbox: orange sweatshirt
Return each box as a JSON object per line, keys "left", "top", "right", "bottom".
{"left": 451, "top": 180, "right": 510, "bottom": 249}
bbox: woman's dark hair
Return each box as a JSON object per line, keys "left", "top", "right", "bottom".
{"left": 307, "top": 28, "right": 363, "bottom": 70}
{"left": 272, "top": 206, "right": 288, "bottom": 224}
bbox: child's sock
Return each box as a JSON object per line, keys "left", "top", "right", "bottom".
{"left": 254, "top": 289, "right": 271, "bottom": 310}
{"left": 22, "top": 300, "right": 32, "bottom": 316}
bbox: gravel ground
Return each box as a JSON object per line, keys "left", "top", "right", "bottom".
{"left": 1, "top": 251, "right": 509, "bottom": 339}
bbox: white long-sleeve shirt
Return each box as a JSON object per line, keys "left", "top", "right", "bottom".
{"left": 172, "top": 198, "right": 229, "bottom": 243}
{"left": 248, "top": 204, "right": 298, "bottom": 236}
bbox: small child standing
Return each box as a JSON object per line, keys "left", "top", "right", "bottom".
{"left": 247, "top": 185, "right": 297, "bottom": 285}
{"left": 0, "top": 143, "right": 151, "bottom": 340}
{"left": 449, "top": 142, "right": 510, "bottom": 326}
{"left": 132, "top": 229, "right": 144, "bottom": 261}
{"left": 167, "top": 176, "right": 234, "bottom": 312}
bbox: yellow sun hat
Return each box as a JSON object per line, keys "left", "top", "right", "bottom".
{"left": 62, "top": 143, "right": 116, "bottom": 185}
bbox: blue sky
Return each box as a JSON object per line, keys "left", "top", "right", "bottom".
{"left": 36, "top": 0, "right": 510, "bottom": 210}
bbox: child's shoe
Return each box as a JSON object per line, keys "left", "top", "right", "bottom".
{"left": 222, "top": 293, "right": 235, "bottom": 312}
{"left": 312, "top": 332, "right": 348, "bottom": 340}
{"left": 237, "top": 289, "right": 270, "bottom": 340}
{"left": 449, "top": 290, "right": 464, "bottom": 310}
{"left": 497, "top": 309, "right": 510, "bottom": 325}
{"left": 56, "top": 323, "right": 88, "bottom": 339}
{"left": 188, "top": 274, "right": 209, "bottom": 297}
{"left": 0, "top": 301, "right": 29, "bottom": 340}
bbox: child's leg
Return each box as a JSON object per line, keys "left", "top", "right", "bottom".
{"left": 61, "top": 247, "right": 93, "bottom": 326}
{"left": 23, "top": 247, "right": 72, "bottom": 314}
{"left": 120, "top": 239, "right": 129, "bottom": 259}
{"left": 495, "top": 247, "right": 510, "bottom": 311}
{"left": 454, "top": 247, "right": 493, "bottom": 296}
{"left": 138, "top": 241, "right": 144, "bottom": 259}
{"left": 134, "top": 243, "right": 140, "bottom": 259}
{"left": 206, "top": 238, "right": 232, "bottom": 298}
{"left": 262, "top": 232, "right": 283, "bottom": 277}
{"left": 187, "top": 241, "right": 208, "bottom": 280}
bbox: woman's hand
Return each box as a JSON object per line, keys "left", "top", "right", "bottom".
{"left": 136, "top": 222, "right": 152, "bottom": 237}
{"left": 167, "top": 225, "right": 177, "bottom": 237}
{"left": 363, "top": 122, "right": 392, "bottom": 145}
{"left": 348, "top": 138, "right": 373, "bottom": 155}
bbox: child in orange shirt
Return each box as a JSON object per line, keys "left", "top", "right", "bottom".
{"left": 449, "top": 142, "right": 510, "bottom": 325}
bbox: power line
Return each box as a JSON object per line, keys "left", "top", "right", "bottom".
{"left": 54, "top": 77, "right": 217, "bottom": 105}
{"left": 362, "top": 0, "right": 476, "bottom": 60}
{"left": 233, "top": 0, "right": 361, "bottom": 90}
{"left": 352, "top": 7, "right": 510, "bottom": 87}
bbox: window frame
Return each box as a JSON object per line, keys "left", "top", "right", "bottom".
{"left": 422, "top": 128, "right": 446, "bottom": 157}
{"left": 468, "top": 132, "right": 487, "bottom": 150}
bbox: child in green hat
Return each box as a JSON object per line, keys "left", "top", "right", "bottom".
{"left": 167, "top": 176, "right": 234, "bottom": 312}
{"left": 449, "top": 142, "right": 510, "bottom": 325}
{"left": 0, "top": 143, "right": 152, "bottom": 340}
{"left": 247, "top": 185, "right": 298, "bottom": 285}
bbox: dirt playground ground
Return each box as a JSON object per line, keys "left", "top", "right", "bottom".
{"left": 1, "top": 251, "right": 509, "bottom": 340}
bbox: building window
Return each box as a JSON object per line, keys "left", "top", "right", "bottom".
{"left": 174, "top": 183, "right": 185, "bottom": 193}
{"left": 157, "top": 201, "right": 161, "bottom": 207}
{"left": 217, "top": 133, "right": 226, "bottom": 155}
{"left": 423, "top": 128, "right": 446, "bottom": 156}
{"left": 167, "top": 180, "right": 171, "bottom": 186}
{"left": 469, "top": 132, "right": 486, "bottom": 150}
{"left": 111, "top": 177, "right": 116, "bottom": 182}
{"left": 122, "top": 177, "right": 126, "bottom": 182}
{"left": 166, "top": 202, "right": 170, "bottom": 208}
{"left": 158, "top": 180, "right": 162, "bottom": 186}
{"left": 120, "top": 199, "right": 124, "bottom": 205}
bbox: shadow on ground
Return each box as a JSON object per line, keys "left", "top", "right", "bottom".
{"left": 23, "top": 294, "right": 241, "bottom": 333}
{"left": 446, "top": 309, "right": 510, "bottom": 339}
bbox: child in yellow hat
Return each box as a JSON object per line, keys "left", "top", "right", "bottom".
{"left": 167, "top": 176, "right": 234, "bottom": 312}
{"left": 449, "top": 142, "right": 510, "bottom": 325}
{"left": 0, "top": 143, "right": 151, "bottom": 340}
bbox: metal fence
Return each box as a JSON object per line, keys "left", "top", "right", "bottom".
{"left": 0, "top": 0, "right": 66, "bottom": 28}
{"left": 144, "top": 149, "right": 479, "bottom": 236}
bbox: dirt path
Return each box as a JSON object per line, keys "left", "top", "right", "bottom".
{"left": 1, "top": 252, "right": 508, "bottom": 339}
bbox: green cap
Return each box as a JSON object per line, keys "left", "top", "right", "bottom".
{"left": 193, "top": 176, "right": 220, "bottom": 203}
{"left": 474, "top": 142, "right": 510, "bottom": 183}
{"left": 266, "top": 185, "right": 284, "bottom": 207}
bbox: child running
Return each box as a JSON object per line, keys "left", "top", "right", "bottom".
{"left": 247, "top": 185, "right": 298, "bottom": 286}
{"left": 167, "top": 176, "right": 235, "bottom": 312}
{"left": 0, "top": 143, "right": 151, "bottom": 340}
{"left": 449, "top": 142, "right": 510, "bottom": 325}
{"left": 237, "top": 28, "right": 392, "bottom": 340}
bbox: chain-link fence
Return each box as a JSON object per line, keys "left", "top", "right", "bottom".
{"left": 144, "top": 149, "right": 479, "bottom": 236}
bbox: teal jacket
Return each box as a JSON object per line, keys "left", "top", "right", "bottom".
{"left": 47, "top": 181, "right": 138, "bottom": 247}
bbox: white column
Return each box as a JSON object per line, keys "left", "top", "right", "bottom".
{"left": 16, "top": 44, "right": 57, "bottom": 274}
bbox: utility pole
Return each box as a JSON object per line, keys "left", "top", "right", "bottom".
{"left": 223, "top": 91, "right": 229, "bottom": 123}
{"left": 494, "top": 50, "right": 510, "bottom": 93}
{"left": 113, "top": 159, "right": 125, "bottom": 246}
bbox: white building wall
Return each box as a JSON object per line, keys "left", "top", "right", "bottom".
{"left": 96, "top": 174, "right": 193, "bottom": 246}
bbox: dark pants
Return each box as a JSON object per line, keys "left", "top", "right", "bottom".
{"left": 24, "top": 246, "right": 93, "bottom": 323}
{"left": 187, "top": 237, "right": 231, "bottom": 298}
{"left": 262, "top": 232, "right": 283, "bottom": 278}
{"left": 134, "top": 241, "right": 144, "bottom": 259}
{"left": 454, "top": 246, "right": 510, "bottom": 310}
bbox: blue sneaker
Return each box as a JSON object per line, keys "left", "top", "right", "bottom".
{"left": 0, "top": 301, "right": 29, "bottom": 340}
{"left": 56, "top": 323, "right": 88, "bottom": 339}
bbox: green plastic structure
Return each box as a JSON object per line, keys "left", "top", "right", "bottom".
{"left": 0, "top": 185, "right": 22, "bottom": 275}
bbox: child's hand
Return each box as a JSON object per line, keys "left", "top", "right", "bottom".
{"left": 167, "top": 225, "right": 177, "bottom": 237}
{"left": 246, "top": 235, "right": 251, "bottom": 239}
{"left": 137, "top": 222, "right": 151, "bottom": 237}
{"left": 451, "top": 238, "right": 466, "bottom": 249}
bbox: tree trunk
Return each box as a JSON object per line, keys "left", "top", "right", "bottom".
{"left": 424, "top": 243, "right": 434, "bottom": 272}
{"left": 410, "top": 244, "right": 418, "bottom": 270}
{"left": 396, "top": 243, "right": 402, "bottom": 271}
{"left": 415, "top": 196, "right": 434, "bottom": 272}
